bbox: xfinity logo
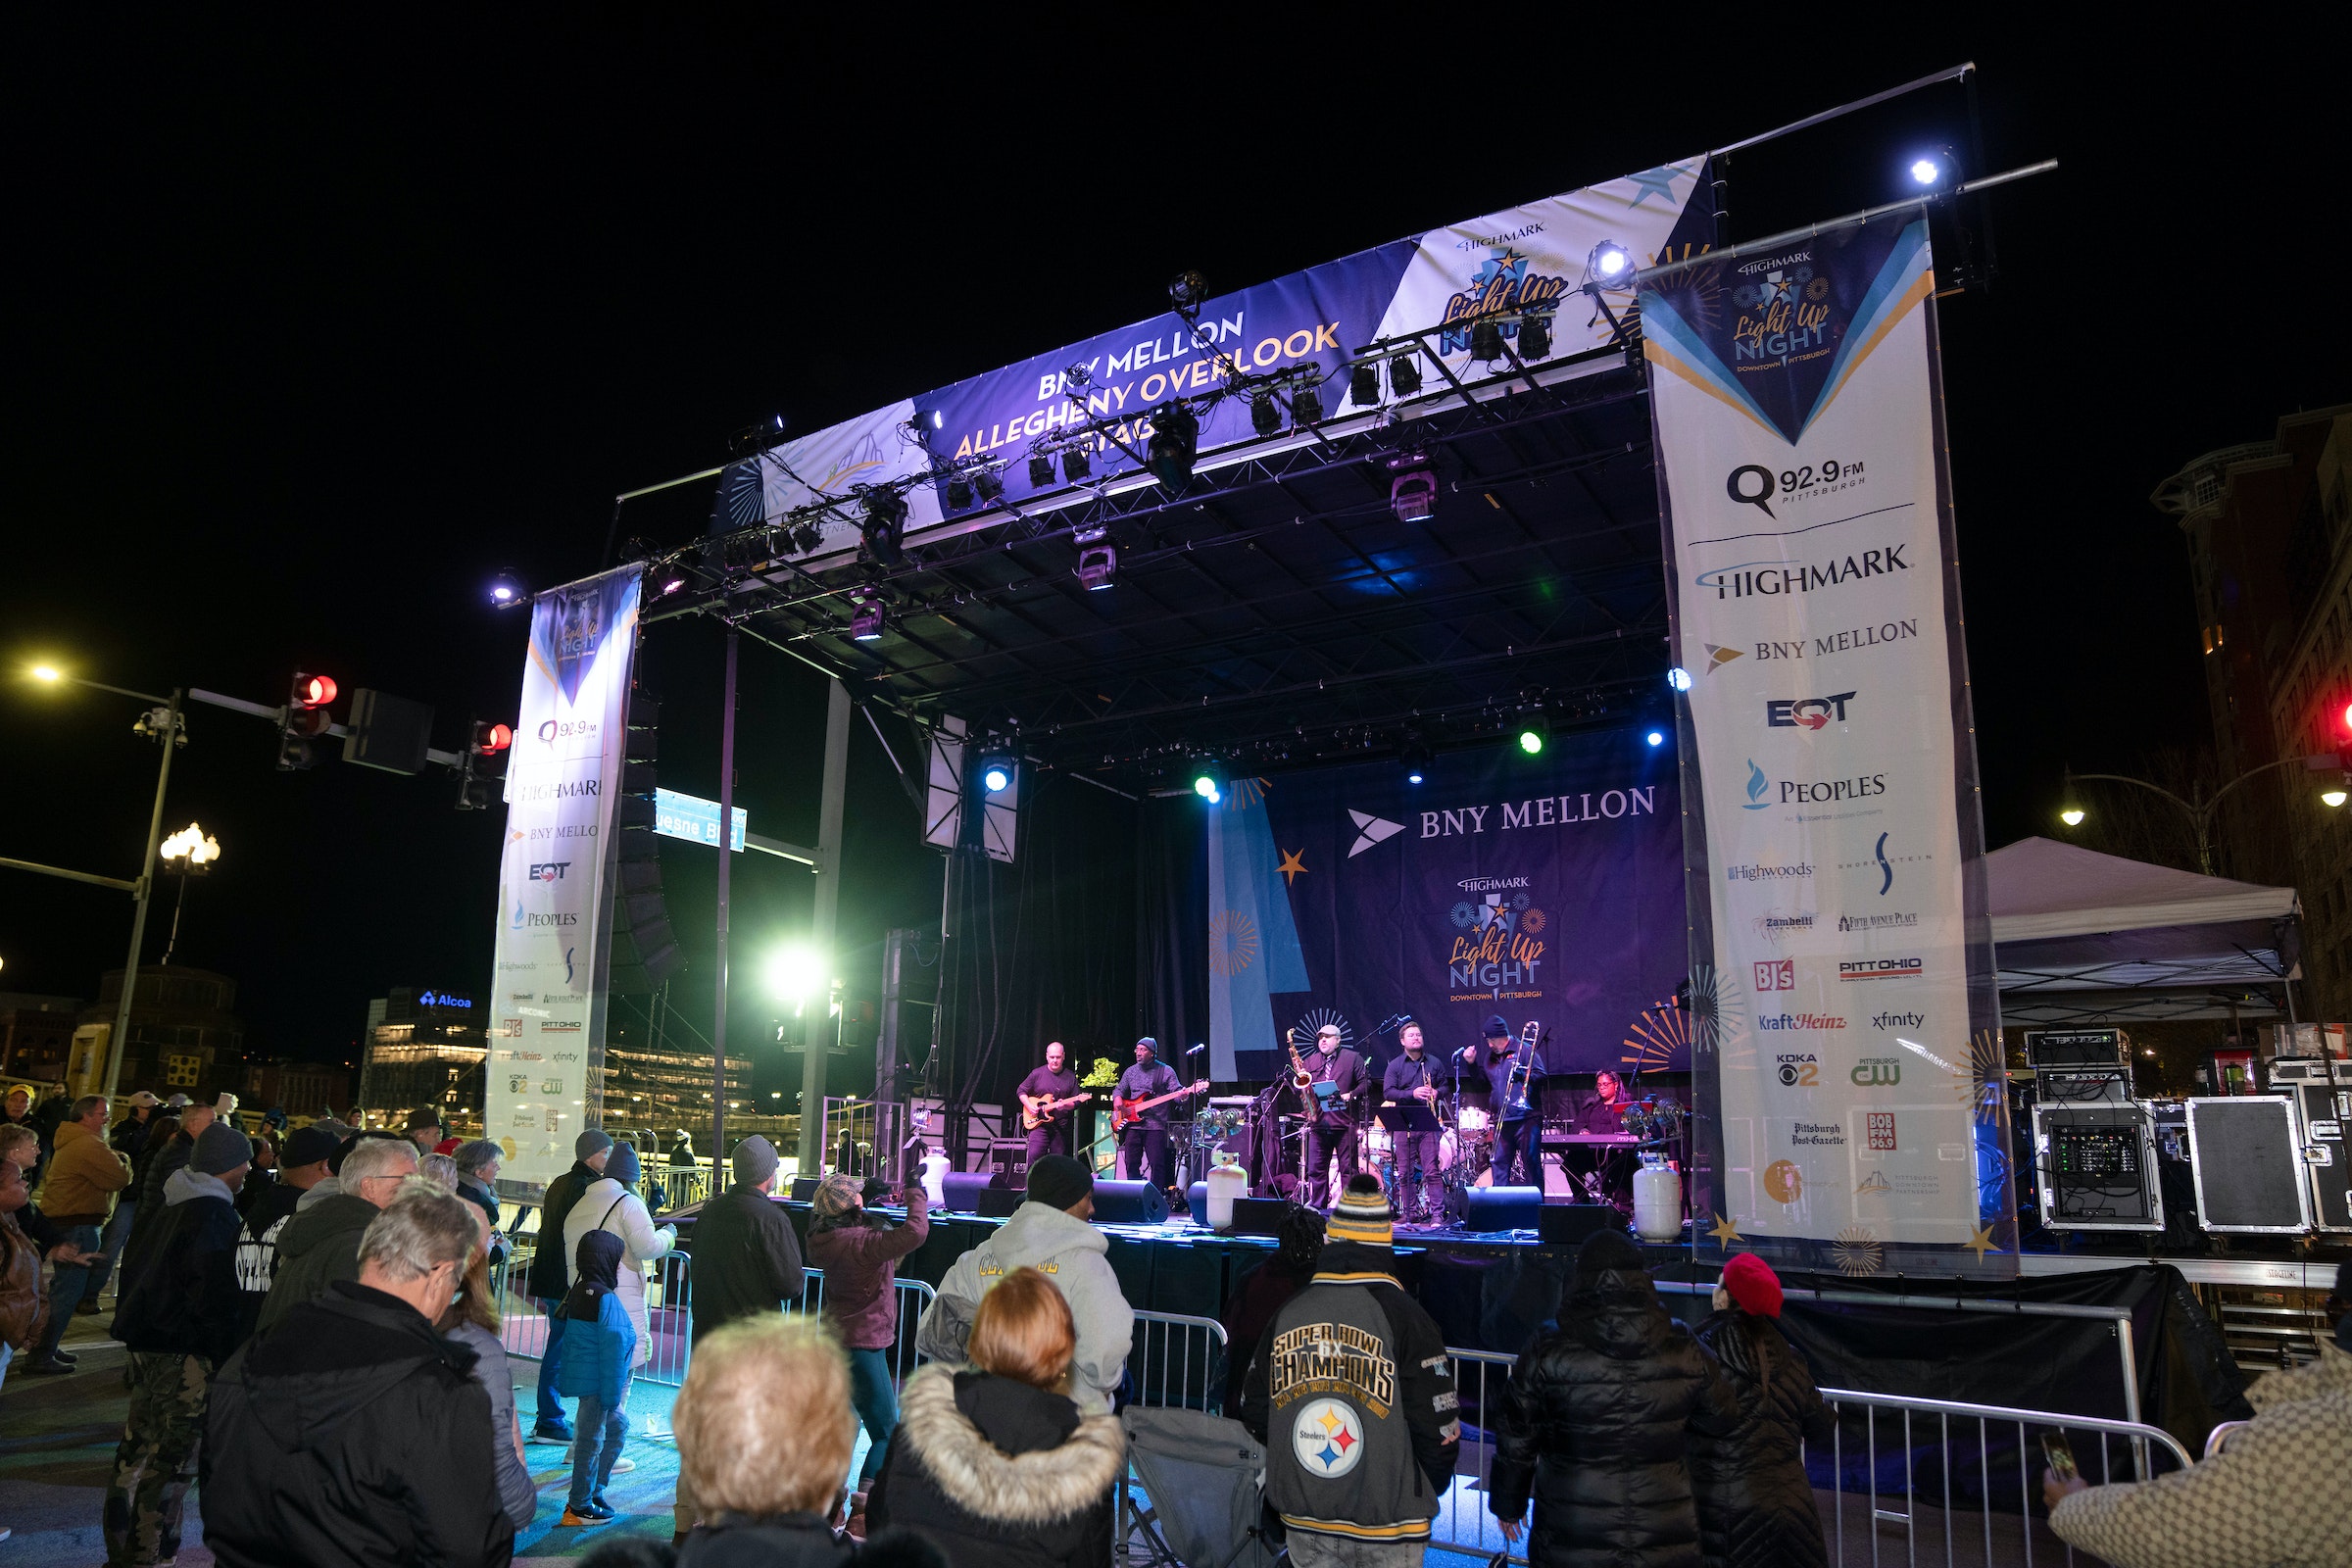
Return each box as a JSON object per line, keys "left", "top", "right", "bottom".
{"left": 1767, "top": 692, "right": 1856, "bottom": 730}
{"left": 1872, "top": 1010, "right": 1926, "bottom": 1030}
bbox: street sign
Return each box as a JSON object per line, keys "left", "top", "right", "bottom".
{"left": 654, "top": 788, "right": 747, "bottom": 852}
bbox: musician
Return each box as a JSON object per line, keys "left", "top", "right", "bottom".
{"left": 1379, "top": 1020, "right": 1445, "bottom": 1223}
{"left": 1016, "top": 1042, "right": 1083, "bottom": 1168}
{"left": 1459, "top": 1013, "right": 1544, "bottom": 1190}
{"left": 1302, "top": 1025, "right": 1369, "bottom": 1208}
{"left": 1559, "top": 1068, "right": 1636, "bottom": 1206}
{"left": 1115, "top": 1038, "right": 1182, "bottom": 1199}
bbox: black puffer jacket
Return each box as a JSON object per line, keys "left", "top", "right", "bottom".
{"left": 1688, "top": 1309, "right": 1832, "bottom": 1568}
{"left": 523, "top": 1159, "right": 597, "bottom": 1301}
{"left": 868, "top": 1366, "right": 1123, "bottom": 1568}
{"left": 1490, "top": 1269, "right": 1740, "bottom": 1568}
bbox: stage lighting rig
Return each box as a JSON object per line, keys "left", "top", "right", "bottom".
{"left": 487, "top": 570, "right": 527, "bottom": 609}
{"left": 1515, "top": 710, "right": 1550, "bottom": 756}
{"left": 1167, "top": 270, "right": 1209, "bottom": 317}
{"left": 1401, "top": 734, "right": 1433, "bottom": 785}
{"left": 977, "top": 747, "right": 1017, "bottom": 795}
{"left": 1518, "top": 310, "right": 1552, "bottom": 359}
{"left": 1349, "top": 363, "right": 1379, "bottom": 407}
{"left": 1147, "top": 401, "right": 1198, "bottom": 490}
{"left": 974, "top": 468, "right": 1004, "bottom": 503}
{"left": 1388, "top": 454, "right": 1438, "bottom": 523}
{"left": 1469, "top": 317, "right": 1504, "bottom": 363}
{"left": 1251, "top": 390, "right": 1282, "bottom": 437}
{"left": 858, "top": 487, "right": 907, "bottom": 564}
{"left": 947, "top": 473, "right": 974, "bottom": 510}
{"left": 728, "top": 414, "right": 790, "bottom": 459}
{"left": 788, "top": 520, "right": 822, "bottom": 555}
{"left": 1077, "top": 544, "right": 1118, "bottom": 591}
{"left": 1390, "top": 353, "right": 1421, "bottom": 397}
{"left": 1289, "top": 379, "right": 1323, "bottom": 426}
{"left": 1063, "top": 445, "right": 1093, "bottom": 481}
{"left": 1029, "top": 452, "right": 1055, "bottom": 487}
{"left": 1190, "top": 758, "right": 1225, "bottom": 803}
{"left": 1906, "top": 146, "right": 1958, "bottom": 191}
{"left": 848, "top": 589, "right": 886, "bottom": 642}
{"left": 1589, "top": 240, "right": 1633, "bottom": 281}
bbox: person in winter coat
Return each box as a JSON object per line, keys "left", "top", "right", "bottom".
{"left": 453, "top": 1139, "right": 505, "bottom": 1234}
{"left": 1490, "top": 1228, "right": 1740, "bottom": 1568}
{"left": 1219, "top": 1206, "right": 1324, "bottom": 1413}
{"left": 525, "top": 1127, "right": 612, "bottom": 1444}
{"left": 869, "top": 1265, "right": 1124, "bottom": 1568}
{"left": 25, "top": 1095, "right": 132, "bottom": 1374}
{"left": 253, "top": 1133, "right": 418, "bottom": 1337}
{"left": 563, "top": 1140, "right": 676, "bottom": 1374}
{"left": 201, "top": 1184, "right": 514, "bottom": 1568}
{"left": 1687, "top": 1253, "right": 1832, "bottom": 1568}
{"left": 2045, "top": 1309, "right": 2352, "bottom": 1568}
{"left": 0, "top": 1156, "right": 59, "bottom": 1390}
{"left": 1240, "top": 1176, "right": 1459, "bottom": 1565}
{"left": 916, "top": 1155, "right": 1132, "bottom": 1415}
{"left": 116, "top": 1093, "right": 235, "bottom": 1296}
{"left": 559, "top": 1229, "right": 640, "bottom": 1525}
{"left": 440, "top": 1201, "right": 537, "bottom": 1535}
{"left": 104, "top": 1120, "right": 253, "bottom": 1566}
{"left": 686, "top": 1134, "right": 806, "bottom": 1342}
{"left": 231, "top": 1123, "right": 336, "bottom": 1347}
{"left": 807, "top": 1171, "right": 930, "bottom": 1493}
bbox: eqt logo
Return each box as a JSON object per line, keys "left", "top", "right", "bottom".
{"left": 528, "top": 861, "right": 570, "bottom": 883}
{"left": 1767, "top": 692, "right": 1856, "bottom": 731}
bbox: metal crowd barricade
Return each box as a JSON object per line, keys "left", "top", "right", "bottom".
{"left": 1125, "top": 1308, "right": 1229, "bottom": 1412}
{"left": 655, "top": 1164, "right": 711, "bottom": 1213}
{"left": 788, "top": 1267, "right": 937, "bottom": 1387}
{"left": 485, "top": 1227, "right": 695, "bottom": 1388}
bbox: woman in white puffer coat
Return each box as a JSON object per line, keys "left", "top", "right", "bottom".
{"left": 561, "top": 1140, "right": 675, "bottom": 1368}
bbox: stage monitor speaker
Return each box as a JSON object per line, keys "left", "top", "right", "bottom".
{"left": 1463, "top": 1185, "right": 1543, "bottom": 1232}
{"left": 990, "top": 1139, "right": 1029, "bottom": 1189}
{"left": 975, "top": 1186, "right": 1024, "bottom": 1218}
{"left": 941, "top": 1170, "right": 1005, "bottom": 1213}
{"left": 2285, "top": 1081, "right": 2352, "bottom": 1232}
{"left": 2025, "top": 1029, "right": 2126, "bottom": 1070}
{"left": 1227, "top": 1197, "right": 1291, "bottom": 1237}
{"left": 790, "top": 1175, "right": 823, "bottom": 1202}
{"left": 1537, "top": 1203, "right": 1627, "bottom": 1246}
{"left": 2034, "top": 1103, "right": 2163, "bottom": 1232}
{"left": 2187, "top": 1096, "right": 2314, "bottom": 1233}
{"left": 1089, "top": 1179, "right": 1168, "bottom": 1226}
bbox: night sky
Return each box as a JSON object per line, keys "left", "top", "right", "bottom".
{"left": 3, "top": 23, "right": 2344, "bottom": 1077}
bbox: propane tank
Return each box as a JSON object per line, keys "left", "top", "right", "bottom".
{"left": 1633, "top": 1152, "right": 1683, "bottom": 1242}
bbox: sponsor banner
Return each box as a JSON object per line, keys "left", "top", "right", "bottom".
{"left": 483, "top": 564, "right": 642, "bottom": 1191}
{"left": 1643, "top": 210, "right": 2007, "bottom": 1269}
{"left": 711, "top": 161, "right": 1715, "bottom": 548}
{"left": 1213, "top": 732, "right": 1684, "bottom": 1082}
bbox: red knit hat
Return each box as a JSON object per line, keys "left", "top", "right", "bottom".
{"left": 1721, "top": 1251, "right": 1784, "bottom": 1316}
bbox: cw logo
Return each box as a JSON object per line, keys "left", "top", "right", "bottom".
{"left": 1851, "top": 1057, "right": 1901, "bottom": 1087}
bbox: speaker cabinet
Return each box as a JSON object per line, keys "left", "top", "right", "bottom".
{"left": 1537, "top": 1203, "right": 1627, "bottom": 1246}
{"left": 941, "top": 1170, "right": 1005, "bottom": 1213}
{"left": 1463, "top": 1185, "right": 1543, "bottom": 1232}
{"left": 1227, "top": 1197, "right": 1292, "bottom": 1237}
{"left": 2187, "top": 1096, "right": 2313, "bottom": 1233}
{"left": 790, "top": 1175, "right": 823, "bottom": 1202}
{"left": 1089, "top": 1179, "right": 1169, "bottom": 1226}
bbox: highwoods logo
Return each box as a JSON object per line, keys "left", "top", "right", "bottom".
{"left": 1728, "top": 861, "right": 1813, "bottom": 882}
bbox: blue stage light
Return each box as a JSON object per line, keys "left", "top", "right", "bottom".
{"left": 1667, "top": 666, "right": 1692, "bottom": 692}
{"left": 1646, "top": 730, "right": 1665, "bottom": 747}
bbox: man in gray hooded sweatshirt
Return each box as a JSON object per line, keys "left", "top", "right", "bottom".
{"left": 915, "top": 1153, "right": 1133, "bottom": 1412}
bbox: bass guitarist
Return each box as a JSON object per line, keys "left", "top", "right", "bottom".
{"left": 1015, "top": 1041, "right": 1086, "bottom": 1167}
{"left": 1302, "top": 1023, "right": 1370, "bottom": 1208}
{"left": 1114, "top": 1038, "right": 1190, "bottom": 1202}
{"left": 1459, "top": 1013, "right": 1544, "bottom": 1189}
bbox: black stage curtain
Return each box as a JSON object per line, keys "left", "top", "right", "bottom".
{"left": 935, "top": 773, "right": 1141, "bottom": 1141}
{"left": 1135, "top": 794, "right": 1207, "bottom": 1060}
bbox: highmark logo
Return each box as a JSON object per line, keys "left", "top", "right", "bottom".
{"left": 1693, "top": 544, "right": 1910, "bottom": 601}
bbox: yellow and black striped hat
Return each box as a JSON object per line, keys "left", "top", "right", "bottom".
{"left": 1327, "top": 1174, "right": 1394, "bottom": 1247}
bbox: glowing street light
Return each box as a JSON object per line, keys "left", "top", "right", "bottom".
{"left": 160, "top": 822, "right": 220, "bottom": 869}
{"left": 30, "top": 663, "right": 61, "bottom": 683}
{"left": 764, "top": 945, "right": 824, "bottom": 1006}
{"left": 2059, "top": 807, "right": 2085, "bottom": 827}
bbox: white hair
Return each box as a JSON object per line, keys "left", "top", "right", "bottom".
{"left": 341, "top": 1136, "right": 420, "bottom": 1188}
{"left": 357, "top": 1183, "right": 480, "bottom": 1283}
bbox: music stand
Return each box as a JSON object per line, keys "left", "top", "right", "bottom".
{"left": 1376, "top": 1102, "right": 1443, "bottom": 1134}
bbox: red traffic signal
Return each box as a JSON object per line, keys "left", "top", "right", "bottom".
{"left": 294, "top": 673, "right": 337, "bottom": 709}
{"left": 286, "top": 671, "right": 337, "bottom": 738}
{"left": 470, "top": 721, "right": 514, "bottom": 756}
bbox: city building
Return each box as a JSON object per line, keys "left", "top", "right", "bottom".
{"left": 75, "top": 966, "right": 245, "bottom": 1101}
{"left": 599, "top": 1002, "right": 756, "bottom": 1152}
{"left": 354, "top": 986, "right": 485, "bottom": 1132}
{"left": 2152, "top": 405, "right": 2352, "bottom": 1020}
{"left": 234, "top": 1057, "right": 352, "bottom": 1119}
{"left": 0, "top": 992, "right": 83, "bottom": 1088}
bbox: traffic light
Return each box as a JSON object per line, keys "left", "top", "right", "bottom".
{"left": 454, "top": 719, "right": 513, "bottom": 810}
{"left": 276, "top": 672, "right": 337, "bottom": 770}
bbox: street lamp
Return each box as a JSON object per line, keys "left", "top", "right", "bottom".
{"left": 158, "top": 823, "right": 220, "bottom": 966}
{"left": 2058, "top": 757, "right": 2348, "bottom": 876}
{"left": 764, "top": 945, "right": 824, "bottom": 1008}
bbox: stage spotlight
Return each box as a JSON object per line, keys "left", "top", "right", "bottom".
{"left": 1147, "top": 402, "right": 1198, "bottom": 490}
{"left": 848, "top": 590, "right": 885, "bottom": 642}
{"left": 1401, "top": 735, "right": 1433, "bottom": 785}
{"left": 1190, "top": 758, "right": 1225, "bottom": 802}
{"left": 1290, "top": 382, "right": 1323, "bottom": 425}
{"left": 1591, "top": 240, "right": 1633, "bottom": 280}
{"left": 789, "top": 521, "right": 822, "bottom": 554}
{"left": 1029, "top": 453, "right": 1055, "bottom": 486}
{"left": 1350, "top": 364, "right": 1379, "bottom": 406}
{"left": 1390, "top": 354, "right": 1421, "bottom": 396}
{"left": 977, "top": 750, "right": 1016, "bottom": 795}
{"left": 1063, "top": 445, "right": 1093, "bottom": 481}
{"left": 858, "top": 488, "right": 906, "bottom": 565}
{"left": 1251, "top": 391, "right": 1282, "bottom": 437}
{"left": 974, "top": 469, "right": 1004, "bottom": 502}
{"left": 947, "top": 474, "right": 974, "bottom": 510}
{"left": 1168, "top": 270, "right": 1208, "bottom": 313}
{"left": 1518, "top": 312, "right": 1551, "bottom": 359}
{"left": 487, "top": 570, "right": 527, "bottom": 609}
{"left": 1645, "top": 730, "right": 1665, "bottom": 748}
{"left": 1515, "top": 713, "right": 1549, "bottom": 756}
{"left": 1470, "top": 318, "right": 1504, "bottom": 362}
{"left": 1667, "top": 666, "right": 1693, "bottom": 692}
{"left": 1076, "top": 543, "right": 1118, "bottom": 590}
{"left": 1910, "top": 155, "right": 1943, "bottom": 186}
{"left": 1389, "top": 456, "right": 1438, "bottom": 523}
{"left": 910, "top": 409, "right": 945, "bottom": 432}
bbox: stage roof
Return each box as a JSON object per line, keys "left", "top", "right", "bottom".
{"left": 1986, "top": 837, "right": 2302, "bottom": 1024}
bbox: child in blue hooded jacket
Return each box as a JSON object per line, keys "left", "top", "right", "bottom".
{"left": 558, "top": 1228, "right": 638, "bottom": 1525}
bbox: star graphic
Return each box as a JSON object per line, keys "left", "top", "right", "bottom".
{"left": 1278, "top": 849, "right": 1308, "bottom": 886}
{"left": 1707, "top": 1212, "right": 1743, "bottom": 1247}
{"left": 1965, "top": 1223, "right": 2002, "bottom": 1261}
{"left": 1316, "top": 1443, "right": 1341, "bottom": 1467}
{"left": 1332, "top": 1426, "right": 1356, "bottom": 1453}
{"left": 1625, "top": 165, "right": 1681, "bottom": 210}
{"left": 1318, "top": 1409, "right": 1341, "bottom": 1435}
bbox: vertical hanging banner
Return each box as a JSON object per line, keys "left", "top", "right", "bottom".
{"left": 1642, "top": 211, "right": 2010, "bottom": 1275}
{"left": 483, "top": 564, "right": 643, "bottom": 1195}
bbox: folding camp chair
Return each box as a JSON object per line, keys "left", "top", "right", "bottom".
{"left": 1121, "top": 1405, "right": 1279, "bottom": 1568}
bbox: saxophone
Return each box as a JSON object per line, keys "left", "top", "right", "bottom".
{"left": 1285, "top": 1028, "right": 1315, "bottom": 1091}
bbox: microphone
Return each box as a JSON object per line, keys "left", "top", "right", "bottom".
{"left": 1186, "top": 1044, "right": 1206, "bottom": 1056}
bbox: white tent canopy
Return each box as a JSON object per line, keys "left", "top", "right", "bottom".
{"left": 1986, "top": 837, "right": 2302, "bottom": 1024}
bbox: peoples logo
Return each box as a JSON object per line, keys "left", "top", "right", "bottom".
{"left": 1851, "top": 1056, "right": 1902, "bottom": 1087}
{"left": 1767, "top": 692, "right": 1856, "bottom": 731}
{"left": 528, "top": 861, "right": 570, "bottom": 883}
{"left": 1763, "top": 1159, "right": 1803, "bottom": 1203}
{"left": 1776, "top": 1053, "right": 1819, "bottom": 1088}
{"left": 1740, "top": 760, "right": 1771, "bottom": 810}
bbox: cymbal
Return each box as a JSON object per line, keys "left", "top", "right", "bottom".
{"left": 1207, "top": 1096, "right": 1257, "bottom": 1106}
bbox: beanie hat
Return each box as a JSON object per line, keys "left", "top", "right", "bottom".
{"left": 1721, "top": 1251, "right": 1784, "bottom": 1317}
{"left": 811, "top": 1171, "right": 863, "bottom": 1219}
{"left": 1484, "top": 1014, "right": 1509, "bottom": 1038}
{"left": 1573, "top": 1225, "right": 1644, "bottom": 1287}
{"left": 1025, "top": 1153, "right": 1094, "bottom": 1213}
{"left": 731, "top": 1134, "right": 780, "bottom": 1189}
{"left": 574, "top": 1128, "right": 614, "bottom": 1161}
{"left": 193, "top": 1121, "right": 254, "bottom": 1177}
{"left": 1135, "top": 1037, "right": 1157, "bottom": 1054}
{"left": 281, "top": 1125, "right": 338, "bottom": 1167}
{"left": 606, "top": 1141, "right": 642, "bottom": 1189}
{"left": 1328, "top": 1173, "right": 1394, "bottom": 1247}
{"left": 405, "top": 1106, "right": 442, "bottom": 1132}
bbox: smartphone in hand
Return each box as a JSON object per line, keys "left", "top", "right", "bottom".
{"left": 2040, "top": 1432, "right": 2079, "bottom": 1484}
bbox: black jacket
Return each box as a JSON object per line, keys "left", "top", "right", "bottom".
{"left": 688, "top": 1183, "right": 806, "bottom": 1341}
{"left": 201, "top": 1281, "right": 513, "bottom": 1568}
{"left": 254, "top": 1193, "right": 378, "bottom": 1338}
{"left": 868, "top": 1366, "right": 1122, "bottom": 1568}
{"left": 1688, "top": 1309, "right": 1832, "bottom": 1568}
{"left": 111, "top": 1174, "right": 247, "bottom": 1364}
{"left": 1490, "top": 1268, "right": 1740, "bottom": 1568}
{"left": 232, "top": 1178, "right": 307, "bottom": 1348}
{"left": 524, "top": 1159, "right": 597, "bottom": 1300}
{"left": 660, "top": 1516, "right": 945, "bottom": 1568}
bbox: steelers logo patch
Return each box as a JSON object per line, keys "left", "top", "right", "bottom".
{"left": 1292, "top": 1396, "right": 1365, "bottom": 1477}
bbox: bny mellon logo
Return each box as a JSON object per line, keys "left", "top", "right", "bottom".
{"left": 1348, "top": 809, "right": 1405, "bottom": 858}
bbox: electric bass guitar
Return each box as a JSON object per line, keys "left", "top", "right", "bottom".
{"left": 1110, "top": 1079, "right": 1208, "bottom": 1132}
{"left": 1019, "top": 1091, "right": 1093, "bottom": 1132}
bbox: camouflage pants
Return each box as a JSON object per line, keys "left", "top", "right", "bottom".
{"left": 103, "top": 1350, "right": 211, "bottom": 1567}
